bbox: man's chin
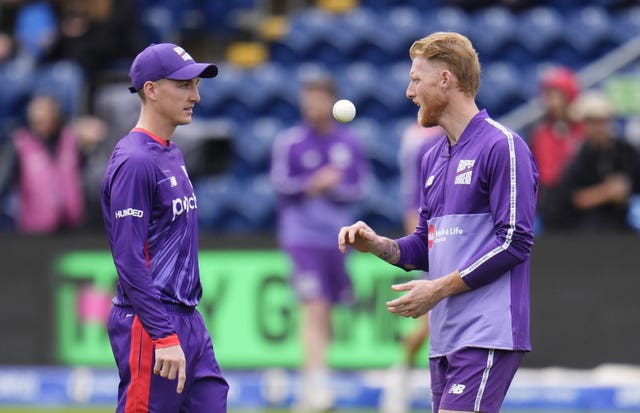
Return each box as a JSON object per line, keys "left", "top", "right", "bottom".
{"left": 418, "top": 113, "right": 437, "bottom": 128}
{"left": 177, "top": 116, "right": 193, "bottom": 126}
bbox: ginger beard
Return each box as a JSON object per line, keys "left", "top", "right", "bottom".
{"left": 417, "top": 88, "right": 447, "bottom": 128}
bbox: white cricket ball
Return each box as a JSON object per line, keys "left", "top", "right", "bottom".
{"left": 332, "top": 99, "right": 356, "bottom": 123}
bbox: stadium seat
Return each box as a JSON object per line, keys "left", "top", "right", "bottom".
{"left": 0, "top": 59, "right": 35, "bottom": 134}
{"left": 336, "top": 61, "right": 401, "bottom": 120}
{"left": 336, "top": 61, "right": 379, "bottom": 105}
{"left": 231, "top": 116, "right": 283, "bottom": 177}
{"left": 359, "top": 0, "right": 407, "bottom": 10}
{"left": 198, "top": 75, "right": 253, "bottom": 123}
{"left": 286, "top": 8, "right": 351, "bottom": 68}
{"left": 196, "top": 63, "right": 246, "bottom": 118}
{"left": 468, "top": 6, "right": 517, "bottom": 61}
{"left": 561, "top": 7, "right": 615, "bottom": 61}
{"left": 611, "top": 6, "right": 640, "bottom": 46}
{"left": 340, "top": 7, "right": 396, "bottom": 66}
{"left": 349, "top": 117, "right": 382, "bottom": 157}
{"left": 268, "top": 13, "right": 325, "bottom": 67}
{"left": 203, "top": 0, "right": 256, "bottom": 35}
{"left": 33, "top": 61, "right": 86, "bottom": 119}
{"left": 381, "top": 61, "right": 416, "bottom": 118}
{"left": 383, "top": 7, "right": 426, "bottom": 63}
{"left": 476, "top": 61, "right": 522, "bottom": 118}
{"left": 349, "top": 117, "right": 399, "bottom": 178}
{"left": 425, "top": 6, "right": 471, "bottom": 37}
{"left": 515, "top": 7, "right": 564, "bottom": 60}
{"left": 358, "top": 176, "right": 402, "bottom": 231}
{"left": 193, "top": 173, "right": 238, "bottom": 231}
{"left": 229, "top": 174, "right": 277, "bottom": 232}
{"left": 243, "top": 63, "right": 298, "bottom": 119}
{"left": 139, "top": 5, "right": 179, "bottom": 44}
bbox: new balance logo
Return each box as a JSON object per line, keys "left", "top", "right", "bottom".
{"left": 448, "top": 384, "right": 466, "bottom": 395}
{"left": 425, "top": 175, "right": 435, "bottom": 187}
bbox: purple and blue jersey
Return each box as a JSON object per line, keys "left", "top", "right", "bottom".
{"left": 101, "top": 128, "right": 201, "bottom": 340}
{"left": 395, "top": 110, "right": 539, "bottom": 357}
{"left": 270, "top": 124, "right": 369, "bottom": 248}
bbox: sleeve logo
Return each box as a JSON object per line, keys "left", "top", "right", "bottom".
{"left": 115, "top": 208, "right": 144, "bottom": 219}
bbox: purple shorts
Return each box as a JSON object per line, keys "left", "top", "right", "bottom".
{"left": 286, "top": 246, "right": 353, "bottom": 304}
{"left": 108, "top": 304, "right": 229, "bottom": 413}
{"left": 430, "top": 347, "right": 524, "bottom": 413}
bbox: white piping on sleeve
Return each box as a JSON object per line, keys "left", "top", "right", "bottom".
{"left": 460, "top": 118, "right": 517, "bottom": 278}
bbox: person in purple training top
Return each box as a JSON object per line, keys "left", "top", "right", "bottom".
{"left": 101, "top": 43, "right": 228, "bottom": 413}
{"left": 339, "top": 32, "right": 539, "bottom": 413}
{"left": 270, "top": 74, "right": 370, "bottom": 412}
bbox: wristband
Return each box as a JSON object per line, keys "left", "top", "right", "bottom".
{"left": 153, "top": 333, "right": 180, "bottom": 348}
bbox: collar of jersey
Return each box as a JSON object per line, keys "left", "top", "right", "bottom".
{"left": 132, "top": 127, "right": 170, "bottom": 148}
{"left": 443, "top": 109, "right": 488, "bottom": 156}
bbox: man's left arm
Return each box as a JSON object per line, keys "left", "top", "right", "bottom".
{"left": 459, "top": 135, "right": 539, "bottom": 290}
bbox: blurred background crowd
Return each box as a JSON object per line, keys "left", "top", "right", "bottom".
{"left": 1, "top": 0, "right": 640, "bottom": 237}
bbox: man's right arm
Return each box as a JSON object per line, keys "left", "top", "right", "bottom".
{"left": 338, "top": 221, "right": 429, "bottom": 271}
{"left": 106, "top": 156, "right": 176, "bottom": 340}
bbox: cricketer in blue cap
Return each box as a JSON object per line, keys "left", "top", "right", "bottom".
{"left": 101, "top": 42, "right": 228, "bottom": 413}
{"left": 128, "top": 42, "right": 218, "bottom": 93}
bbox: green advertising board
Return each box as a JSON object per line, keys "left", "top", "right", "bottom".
{"left": 55, "top": 250, "right": 428, "bottom": 369}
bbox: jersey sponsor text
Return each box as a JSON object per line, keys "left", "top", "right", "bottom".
{"left": 172, "top": 193, "right": 197, "bottom": 221}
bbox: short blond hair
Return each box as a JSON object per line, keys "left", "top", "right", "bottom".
{"left": 409, "top": 32, "right": 481, "bottom": 98}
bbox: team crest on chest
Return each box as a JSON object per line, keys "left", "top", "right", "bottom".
{"left": 455, "top": 159, "right": 475, "bottom": 185}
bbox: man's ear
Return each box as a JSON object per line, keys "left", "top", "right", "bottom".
{"left": 143, "top": 81, "right": 158, "bottom": 101}
{"left": 440, "top": 69, "right": 452, "bottom": 88}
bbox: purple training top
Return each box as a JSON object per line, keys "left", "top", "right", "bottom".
{"left": 101, "top": 128, "right": 201, "bottom": 340}
{"left": 395, "top": 110, "right": 539, "bottom": 357}
{"left": 270, "top": 123, "right": 369, "bottom": 248}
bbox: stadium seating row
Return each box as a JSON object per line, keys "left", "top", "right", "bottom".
{"left": 136, "top": 0, "right": 256, "bottom": 40}
{"left": 193, "top": 59, "right": 559, "bottom": 123}
{"left": 193, "top": 172, "right": 404, "bottom": 232}
{"left": 268, "top": 5, "right": 638, "bottom": 69}
{"left": 0, "top": 55, "right": 558, "bottom": 136}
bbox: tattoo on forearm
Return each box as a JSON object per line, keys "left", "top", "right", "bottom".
{"left": 377, "top": 239, "right": 400, "bottom": 263}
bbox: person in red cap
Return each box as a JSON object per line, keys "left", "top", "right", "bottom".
{"left": 101, "top": 43, "right": 228, "bottom": 413}
{"left": 528, "top": 66, "right": 584, "bottom": 231}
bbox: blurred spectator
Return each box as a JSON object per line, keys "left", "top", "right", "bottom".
{"left": 0, "top": 1, "right": 24, "bottom": 61}
{"left": 528, "top": 66, "right": 584, "bottom": 231}
{"left": 43, "top": 0, "right": 140, "bottom": 110}
{"left": 560, "top": 90, "right": 640, "bottom": 233}
{"left": 0, "top": 93, "right": 86, "bottom": 233}
{"left": 0, "top": 32, "right": 14, "bottom": 63}
{"left": 72, "top": 113, "right": 108, "bottom": 231}
{"left": 379, "top": 124, "right": 442, "bottom": 413}
{"left": 12, "top": 0, "right": 57, "bottom": 61}
{"left": 270, "top": 75, "right": 370, "bottom": 412}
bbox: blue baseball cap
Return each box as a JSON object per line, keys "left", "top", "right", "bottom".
{"left": 128, "top": 43, "right": 218, "bottom": 93}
